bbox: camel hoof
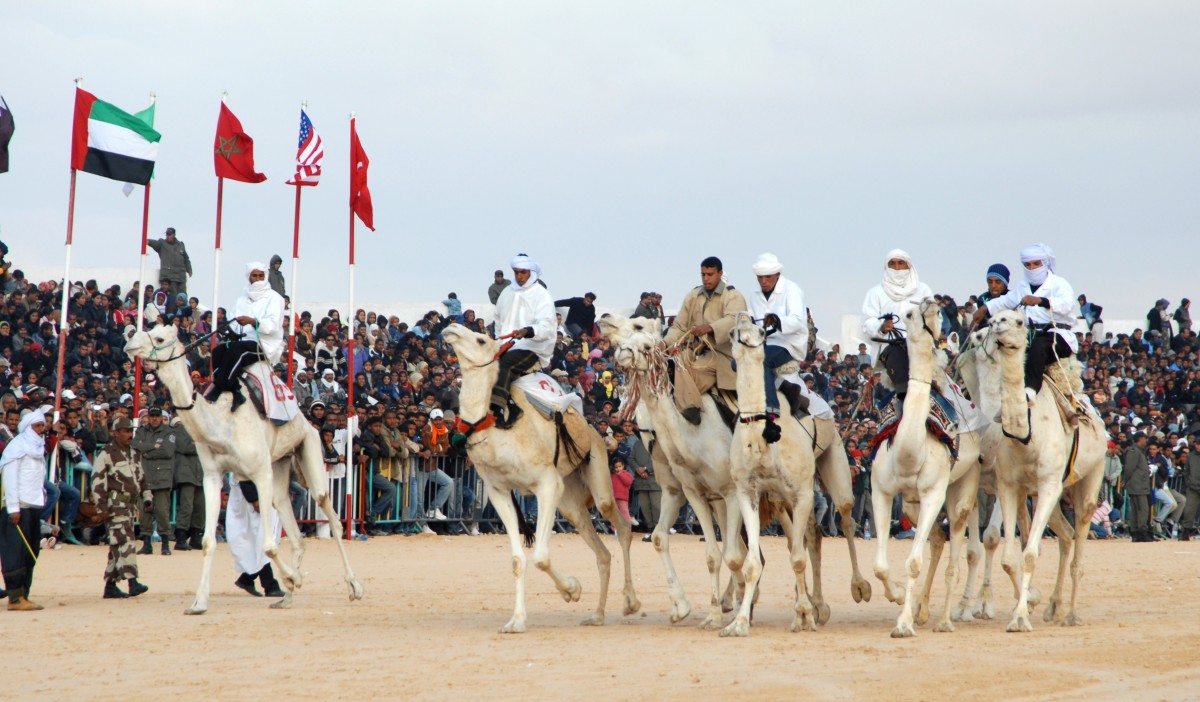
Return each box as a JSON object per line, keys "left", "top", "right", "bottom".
{"left": 791, "top": 614, "right": 818, "bottom": 632}
{"left": 500, "top": 618, "right": 528, "bottom": 634}
{"left": 348, "top": 580, "right": 365, "bottom": 601}
{"left": 669, "top": 600, "right": 692, "bottom": 623}
{"left": 558, "top": 577, "right": 581, "bottom": 603}
{"left": 697, "top": 612, "right": 724, "bottom": 630}
{"left": 580, "top": 614, "right": 605, "bottom": 627}
{"left": 1043, "top": 602, "right": 1059, "bottom": 623}
{"left": 719, "top": 618, "right": 750, "bottom": 638}
{"left": 814, "top": 602, "right": 831, "bottom": 626}
{"left": 1005, "top": 615, "right": 1033, "bottom": 633}
{"left": 269, "top": 597, "right": 292, "bottom": 610}
{"left": 623, "top": 594, "right": 641, "bottom": 616}
{"left": 890, "top": 622, "right": 916, "bottom": 638}
{"left": 914, "top": 602, "right": 931, "bottom": 626}
{"left": 720, "top": 597, "right": 735, "bottom": 614}
{"left": 851, "top": 579, "right": 872, "bottom": 603}
{"left": 933, "top": 620, "right": 955, "bottom": 633}
{"left": 950, "top": 607, "right": 973, "bottom": 623}
{"left": 972, "top": 600, "right": 995, "bottom": 620}
{"left": 1063, "top": 613, "right": 1084, "bottom": 627}
{"left": 184, "top": 605, "right": 207, "bottom": 616}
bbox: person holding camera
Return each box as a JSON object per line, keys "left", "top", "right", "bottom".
{"left": 88, "top": 416, "right": 150, "bottom": 599}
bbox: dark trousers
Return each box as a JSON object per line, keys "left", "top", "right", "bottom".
{"left": 1127, "top": 493, "right": 1151, "bottom": 534}
{"left": 490, "top": 349, "right": 540, "bottom": 409}
{"left": 879, "top": 342, "right": 910, "bottom": 396}
{"left": 211, "top": 340, "right": 264, "bottom": 392}
{"left": 1026, "top": 331, "right": 1072, "bottom": 393}
{"left": 1, "top": 507, "right": 41, "bottom": 598}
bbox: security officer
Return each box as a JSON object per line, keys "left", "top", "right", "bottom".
{"left": 89, "top": 416, "right": 151, "bottom": 598}
{"left": 1121, "top": 432, "right": 1152, "bottom": 542}
{"left": 171, "top": 418, "right": 204, "bottom": 551}
{"left": 132, "top": 407, "right": 176, "bottom": 555}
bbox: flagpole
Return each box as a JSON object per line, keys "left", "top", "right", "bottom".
{"left": 54, "top": 78, "right": 84, "bottom": 427}
{"left": 133, "top": 179, "right": 152, "bottom": 420}
{"left": 212, "top": 93, "right": 228, "bottom": 367}
{"left": 286, "top": 181, "right": 302, "bottom": 387}
{"left": 344, "top": 112, "right": 357, "bottom": 540}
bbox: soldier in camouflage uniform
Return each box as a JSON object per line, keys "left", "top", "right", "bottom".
{"left": 89, "top": 417, "right": 151, "bottom": 599}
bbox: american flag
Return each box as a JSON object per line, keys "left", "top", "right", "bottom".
{"left": 287, "top": 110, "right": 323, "bottom": 186}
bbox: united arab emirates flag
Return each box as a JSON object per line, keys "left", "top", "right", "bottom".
{"left": 0, "top": 95, "right": 13, "bottom": 174}
{"left": 71, "top": 87, "right": 161, "bottom": 184}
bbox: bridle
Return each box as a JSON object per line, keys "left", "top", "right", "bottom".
{"left": 139, "top": 328, "right": 223, "bottom": 411}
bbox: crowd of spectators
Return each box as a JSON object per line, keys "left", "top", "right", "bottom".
{"left": 2, "top": 236, "right": 1198, "bottom": 545}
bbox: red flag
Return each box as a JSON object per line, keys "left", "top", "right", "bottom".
{"left": 214, "top": 102, "right": 266, "bottom": 183}
{"left": 349, "top": 118, "right": 374, "bottom": 231}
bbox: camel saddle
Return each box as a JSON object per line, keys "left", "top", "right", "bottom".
{"left": 870, "top": 392, "right": 959, "bottom": 461}
{"left": 239, "top": 362, "right": 301, "bottom": 425}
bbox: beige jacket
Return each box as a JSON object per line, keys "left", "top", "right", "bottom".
{"left": 663, "top": 281, "right": 747, "bottom": 390}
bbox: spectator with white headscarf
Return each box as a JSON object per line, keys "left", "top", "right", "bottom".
{"left": 976, "top": 243, "right": 1079, "bottom": 402}
{"left": 1, "top": 409, "right": 47, "bottom": 610}
{"left": 206, "top": 262, "right": 285, "bottom": 411}
{"left": 860, "top": 249, "right": 934, "bottom": 399}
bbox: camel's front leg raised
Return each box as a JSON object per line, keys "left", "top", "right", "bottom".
{"left": 720, "top": 489, "right": 762, "bottom": 638}
{"left": 184, "top": 471, "right": 224, "bottom": 615}
{"left": 559, "top": 475, "right": 612, "bottom": 626}
{"left": 530, "top": 476, "right": 580, "bottom": 605}
{"left": 870, "top": 480, "right": 905, "bottom": 605}
{"left": 488, "top": 484, "right": 529, "bottom": 633}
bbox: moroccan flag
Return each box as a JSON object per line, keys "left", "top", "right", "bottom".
{"left": 214, "top": 102, "right": 266, "bottom": 183}
{"left": 349, "top": 118, "right": 374, "bottom": 231}
{"left": 0, "top": 95, "right": 13, "bottom": 174}
{"left": 70, "top": 88, "right": 161, "bottom": 185}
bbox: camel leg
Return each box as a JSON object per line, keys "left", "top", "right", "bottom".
{"left": 891, "top": 473, "right": 949, "bottom": 638}
{"left": 912, "top": 499, "right": 944, "bottom": 627}
{"left": 1042, "top": 503, "right": 1075, "bottom": 624}
{"left": 488, "top": 484, "right": 530, "bottom": 633}
{"left": 298, "top": 432, "right": 363, "bottom": 601}
{"left": 953, "top": 502, "right": 983, "bottom": 622}
{"left": 530, "top": 477, "right": 581, "bottom": 605}
{"left": 805, "top": 512, "right": 830, "bottom": 625}
{"left": 934, "top": 477, "right": 977, "bottom": 633}
{"left": 578, "top": 451, "right": 641, "bottom": 618}
{"left": 684, "top": 487, "right": 728, "bottom": 629}
{"left": 870, "top": 474, "right": 905, "bottom": 605}
{"left": 1007, "top": 476, "right": 1063, "bottom": 633}
{"left": 973, "top": 498, "right": 1004, "bottom": 620}
{"left": 789, "top": 490, "right": 818, "bottom": 633}
{"left": 720, "top": 489, "right": 762, "bottom": 638}
{"left": 712, "top": 499, "right": 739, "bottom": 612}
{"left": 652, "top": 485, "right": 692, "bottom": 623}
{"left": 557, "top": 475, "right": 611, "bottom": 626}
{"left": 184, "top": 469, "right": 224, "bottom": 615}
{"left": 269, "top": 463, "right": 304, "bottom": 610}
{"left": 815, "top": 427, "right": 871, "bottom": 603}
{"left": 1063, "top": 471, "right": 1103, "bottom": 626}
{"left": 1015, "top": 495, "right": 1041, "bottom": 610}
{"left": 249, "top": 470, "right": 300, "bottom": 610}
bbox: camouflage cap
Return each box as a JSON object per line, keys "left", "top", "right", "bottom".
{"left": 112, "top": 416, "right": 134, "bottom": 431}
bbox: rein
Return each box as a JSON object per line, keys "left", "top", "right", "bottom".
{"left": 144, "top": 328, "right": 224, "bottom": 411}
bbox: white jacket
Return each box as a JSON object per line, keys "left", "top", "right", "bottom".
{"left": 860, "top": 282, "right": 934, "bottom": 359}
{"left": 231, "top": 287, "right": 286, "bottom": 364}
{"left": 2, "top": 450, "right": 45, "bottom": 513}
{"left": 986, "top": 271, "right": 1079, "bottom": 353}
{"left": 494, "top": 282, "right": 556, "bottom": 366}
{"left": 746, "top": 276, "right": 808, "bottom": 361}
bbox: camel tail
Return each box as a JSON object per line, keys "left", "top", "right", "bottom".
{"left": 510, "top": 493, "right": 536, "bottom": 549}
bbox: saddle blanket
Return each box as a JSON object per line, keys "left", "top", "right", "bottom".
{"left": 514, "top": 373, "right": 585, "bottom": 420}
{"left": 243, "top": 361, "right": 301, "bottom": 424}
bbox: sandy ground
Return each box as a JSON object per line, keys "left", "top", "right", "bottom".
{"left": 6, "top": 531, "right": 1199, "bottom": 701}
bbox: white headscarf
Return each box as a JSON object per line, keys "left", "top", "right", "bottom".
{"left": 510, "top": 253, "right": 542, "bottom": 291}
{"left": 320, "top": 369, "right": 339, "bottom": 391}
{"left": 245, "top": 261, "right": 272, "bottom": 302}
{"left": 0, "top": 409, "right": 46, "bottom": 468}
{"left": 752, "top": 253, "right": 784, "bottom": 276}
{"left": 1020, "top": 243, "right": 1055, "bottom": 287}
{"left": 881, "top": 249, "right": 920, "bottom": 302}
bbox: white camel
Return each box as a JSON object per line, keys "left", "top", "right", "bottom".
{"left": 720, "top": 313, "right": 818, "bottom": 637}
{"left": 599, "top": 314, "right": 747, "bottom": 629}
{"left": 125, "top": 325, "right": 364, "bottom": 614}
{"left": 868, "top": 299, "right": 958, "bottom": 638}
{"left": 440, "top": 323, "right": 640, "bottom": 633}
{"left": 985, "top": 310, "right": 1106, "bottom": 631}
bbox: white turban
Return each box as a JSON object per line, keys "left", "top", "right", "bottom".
{"left": 752, "top": 253, "right": 784, "bottom": 276}
{"left": 881, "top": 249, "right": 920, "bottom": 302}
{"left": 2, "top": 409, "right": 47, "bottom": 468}
{"left": 1020, "top": 243, "right": 1055, "bottom": 287}
{"left": 17, "top": 409, "right": 46, "bottom": 435}
{"left": 510, "top": 253, "right": 542, "bottom": 290}
{"left": 245, "top": 261, "right": 268, "bottom": 278}
{"left": 244, "top": 261, "right": 272, "bottom": 301}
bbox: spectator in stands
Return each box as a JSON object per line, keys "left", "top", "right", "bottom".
{"left": 555, "top": 292, "right": 597, "bottom": 341}
{"left": 487, "top": 269, "right": 510, "bottom": 305}
{"left": 147, "top": 227, "right": 192, "bottom": 295}
{"left": 419, "top": 408, "right": 454, "bottom": 521}
{"left": 1174, "top": 299, "right": 1192, "bottom": 335}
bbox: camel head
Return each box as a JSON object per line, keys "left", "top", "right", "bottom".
{"left": 729, "top": 312, "right": 765, "bottom": 365}
{"left": 903, "top": 298, "right": 942, "bottom": 347}
{"left": 989, "top": 310, "right": 1028, "bottom": 355}
{"left": 124, "top": 324, "right": 184, "bottom": 370}
{"left": 440, "top": 323, "right": 499, "bottom": 370}
{"left": 600, "top": 314, "right": 663, "bottom": 373}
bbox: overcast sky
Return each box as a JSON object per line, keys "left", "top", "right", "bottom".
{"left": 2, "top": 2, "right": 1198, "bottom": 330}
